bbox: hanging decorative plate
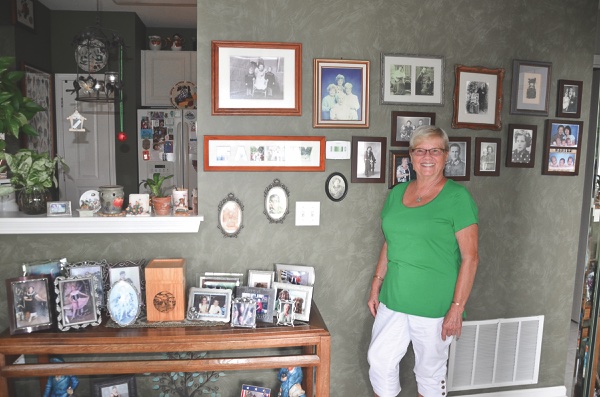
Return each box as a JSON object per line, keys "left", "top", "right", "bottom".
{"left": 79, "top": 190, "right": 101, "bottom": 213}
{"left": 75, "top": 38, "right": 108, "bottom": 73}
{"left": 170, "top": 81, "right": 197, "bottom": 109}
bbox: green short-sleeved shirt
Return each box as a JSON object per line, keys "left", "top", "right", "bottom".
{"left": 379, "top": 180, "right": 478, "bottom": 318}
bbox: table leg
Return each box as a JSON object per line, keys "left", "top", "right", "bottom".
{"left": 302, "top": 345, "right": 315, "bottom": 396}
{"left": 316, "top": 335, "right": 331, "bottom": 397}
{"left": 38, "top": 354, "right": 49, "bottom": 396}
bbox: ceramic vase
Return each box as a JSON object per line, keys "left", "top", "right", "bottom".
{"left": 18, "top": 186, "right": 51, "bottom": 215}
{"left": 99, "top": 185, "right": 125, "bottom": 214}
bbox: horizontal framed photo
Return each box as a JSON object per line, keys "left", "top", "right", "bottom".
{"left": 198, "top": 276, "right": 240, "bottom": 291}
{"left": 380, "top": 53, "right": 444, "bottom": 105}
{"left": 351, "top": 136, "right": 387, "bottom": 183}
{"left": 23, "top": 257, "right": 66, "bottom": 283}
{"left": 211, "top": 40, "right": 301, "bottom": 116}
{"left": 218, "top": 192, "right": 244, "bottom": 238}
{"left": 187, "top": 287, "right": 232, "bottom": 322}
{"left": 391, "top": 111, "right": 436, "bottom": 147}
{"left": 66, "top": 260, "right": 107, "bottom": 308}
{"left": 325, "top": 172, "right": 348, "bottom": 202}
{"left": 107, "top": 279, "right": 141, "bottom": 327}
{"left": 542, "top": 119, "right": 583, "bottom": 176}
{"left": 231, "top": 297, "right": 257, "bottom": 328}
{"left": 55, "top": 275, "right": 101, "bottom": 331}
{"left": 275, "top": 263, "right": 315, "bottom": 286}
{"left": 241, "top": 384, "right": 271, "bottom": 397}
{"left": 474, "top": 138, "right": 501, "bottom": 176}
{"left": 444, "top": 137, "right": 471, "bottom": 181}
{"left": 236, "top": 286, "right": 276, "bottom": 323}
{"left": 47, "top": 201, "right": 71, "bottom": 217}
{"left": 264, "top": 178, "right": 290, "bottom": 223}
{"left": 273, "top": 282, "right": 313, "bottom": 322}
{"left": 204, "top": 135, "right": 326, "bottom": 172}
{"left": 313, "top": 58, "right": 370, "bottom": 128}
{"left": 389, "top": 150, "right": 416, "bottom": 188}
{"left": 6, "top": 275, "right": 52, "bottom": 335}
{"left": 92, "top": 375, "right": 137, "bottom": 397}
{"left": 452, "top": 64, "right": 504, "bottom": 130}
{"left": 247, "top": 270, "right": 275, "bottom": 289}
{"left": 506, "top": 124, "right": 537, "bottom": 168}
{"left": 510, "top": 60, "right": 552, "bottom": 116}
{"left": 556, "top": 79, "right": 583, "bottom": 118}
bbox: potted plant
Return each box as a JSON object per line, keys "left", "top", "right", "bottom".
{"left": 139, "top": 172, "right": 174, "bottom": 216}
{"left": 0, "top": 149, "right": 68, "bottom": 214}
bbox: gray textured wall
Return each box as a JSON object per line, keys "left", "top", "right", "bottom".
{"left": 0, "top": 0, "right": 597, "bottom": 396}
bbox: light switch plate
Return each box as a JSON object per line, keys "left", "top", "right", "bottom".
{"left": 295, "top": 201, "right": 320, "bottom": 226}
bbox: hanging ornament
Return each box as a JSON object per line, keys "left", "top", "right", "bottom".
{"left": 117, "top": 131, "right": 127, "bottom": 142}
{"left": 67, "top": 104, "right": 87, "bottom": 132}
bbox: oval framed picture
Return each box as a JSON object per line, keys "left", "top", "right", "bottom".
{"left": 325, "top": 172, "right": 348, "bottom": 202}
{"left": 263, "top": 179, "right": 290, "bottom": 223}
{"left": 218, "top": 193, "right": 244, "bottom": 237}
{"left": 108, "top": 279, "right": 141, "bottom": 327}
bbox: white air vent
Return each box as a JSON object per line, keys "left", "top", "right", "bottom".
{"left": 447, "top": 315, "right": 544, "bottom": 391}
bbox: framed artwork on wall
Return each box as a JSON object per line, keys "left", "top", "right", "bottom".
{"left": 474, "top": 138, "right": 501, "bottom": 176}
{"left": 388, "top": 149, "right": 415, "bottom": 188}
{"left": 556, "top": 79, "right": 583, "bottom": 118}
{"left": 22, "top": 64, "right": 54, "bottom": 157}
{"left": 211, "top": 40, "right": 302, "bottom": 116}
{"left": 12, "top": 0, "right": 35, "bottom": 30}
{"left": 506, "top": 124, "right": 537, "bottom": 168}
{"left": 452, "top": 65, "right": 504, "bottom": 130}
{"left": 313, "top": 58, "right": 370, "bottom": 128}
{"left": 217, "top": 193, "right": 244, "bottom": 238}
{"left": 542, "top": 119, "right": 583, "bottom": 176}
{"left": 390, "top": 111, "right": 436, "bottom": 147}
{"left": 264, "top": 178, "right": 290, "bottom": 223}
{"left": 510, "top": 60, "right": 552, "bottom": 116}
{"left": 351, "top": 136, "right": 387, "bottom": 183}
{"left": 444, "top": 137, "right": 471, "bottom": 181}
{"left": 325, "top": 172, "right": 348, "bottom": 202}
{"left": 380, "top": 53, "right": 444, "bottom": 106}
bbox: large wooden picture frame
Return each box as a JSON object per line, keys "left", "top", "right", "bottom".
{"left": 22, "top": 64, "right": 54, "bottom": 157}
{"left": 542, "top": 119, "right": 583, "bottom": 176}
{"left": 204, "top": 135, "right": 325, "bottom": 172}
{"left": 510, "top": 60, "right": 552, "bottom": 116}
{"left": 452, "top": 65, "right": 504, "bottom": 130}
{"left": 211, "top": 40, "right": 302, "bottom": 116}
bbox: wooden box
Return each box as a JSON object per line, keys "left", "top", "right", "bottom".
{"left": 145, "top": 258, "right": 186, "bottom": 322}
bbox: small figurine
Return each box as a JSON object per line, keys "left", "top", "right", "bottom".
{"left": 277, "top": 367, "right": 305, "bottom": 397}
{"left": 43, "top": 357, "right": 79, "bottom": 397}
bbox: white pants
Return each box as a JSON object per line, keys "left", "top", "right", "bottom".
{"left": 368, "top": 303, "right": 452, "bottom": 397}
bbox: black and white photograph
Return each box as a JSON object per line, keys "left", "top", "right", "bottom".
{"left": 107, "top": 279, "right": 140, "bottom": 327}
{"left": 56, "top": 276, "right": 101, "bottom": 330}
{"left": 444, "top": 138, "right": 471, "bottom": 181}
{"left": 510, "top": 60, "right": 551, "bottom": 116}
{"left": 351, "top": 136, "right": 387, "bottom": 183}
{"left": 92, "top": 376, "right": 137, "bottom": 397}
{"left": 187, "top": 287, "right": 231, "bottom": 322}
{"left": 6, "top": 276, "right": 52, "bottom": 335}
{"left": 264, "top": 179, "right": 290, "bottom": 223}
{"left": 231, "top": 297, "right": 257, "bottom": 328}
{"left": 474, "top": 138, "right": 501, "bottom": 176}
{"left": 389, "top": 150, "right": 416, "bottom": 189}
{"left": 506, "top": 124, "right": 536, "bottom": 168}
{"left": 236, "top": 286, "right": 276, "bottom": 323}
{"left": 557, "top": 79, "right": 583, "bottom": 118}
{"left": 325, "top": 172, "right": 348, "bottom": 202}
{"left": 391, "top": 111, "right": 435, "bottom": 146}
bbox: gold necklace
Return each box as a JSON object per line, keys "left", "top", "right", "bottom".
{"left": 415, "top": 181, "right": 439, "bottom": 202}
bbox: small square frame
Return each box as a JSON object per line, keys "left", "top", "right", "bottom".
{"left": 542, "top": 119, "right": 583, "bottom": 176}
{"left": 391, "top": 111, "right": 436, "bottom": 147}
{"left": 47, "top": 201, "right": 72, "bottom": 217}
{"left": 231, "top": 297, "right": 257, "bottom": 328}
{"left": 506, "top": 124, "right": 537, "bottom": 168}
{"left": 247, "top": 270, "right": 275, "bottom": 289}
{"left": 445, "top": 137, "right": 471, "bottom": 181}
{"left": 474, "top": 138, "right": 501, "bottom": 176}
{"left": 92, "top": 375, "right": 137, "bottom": 397}
{"left": 5, "top": 275, "right": 53, "bottom": 335}
{"left": 313, "top": 58, "right": 370, "bottom": 128}
{"left": 273, "top": 282, "right": 313, "bottom": 322}
{"left": 187, "top": 287, "right": 232, "bottom": 322}
{"left": 351, "top": 136, "right": 387, "bottom": 183}
{"left": 236, "top": 286, "right": 276, "bottom": 323}
{"left": 276, "top": 299, "right": 296, "bottom": 326}
{"left": 55, "top": 275, "right": 102, "bottom": 331}
{"left": 389, "top": 150, "right": 416, "bottom": 188}
{"left": 275, "top": 263, "right": 315, "bottom": 286}
{"left": 452, "top": 65, "right": 504, "bottom": 130}
{"left": 556, "top": 79, "right": 583, "bottom": 119}
{"left": 510, "top": 60, "right": 552, "bottom": 116}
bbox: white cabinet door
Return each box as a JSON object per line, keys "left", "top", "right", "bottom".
{"left": 141, "top": 51, "right": 196, "bottom": 107}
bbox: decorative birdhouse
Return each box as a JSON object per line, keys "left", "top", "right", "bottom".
{"left": 67, "top": 110, "right": 87, "bottom": 132}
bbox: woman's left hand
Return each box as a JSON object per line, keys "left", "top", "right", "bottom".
{"left": 441, "top": 305, "right": 463, "bottom": 341}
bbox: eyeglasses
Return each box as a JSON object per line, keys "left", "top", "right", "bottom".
{"left": 410, "top": 148, "right": 447, "bottom": 157}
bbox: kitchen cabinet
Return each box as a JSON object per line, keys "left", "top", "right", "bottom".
{"left": 141, "top": 50, "right": 197, "bottom": 107}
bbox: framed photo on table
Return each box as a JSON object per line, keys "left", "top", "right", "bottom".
{"left": 380, "top": 53, "right": 444, "bottom": 105}
{"left": 506, "top": 124, "right": 537, "bottom": 168}
{"left": 391, "top": 111, "right": 435, "bottom": 147}
{"left": 452, "top": 65, "right": 504, "bottom": 130}
{"left": 5, "top": 275, "right": 53, "bottom": 335}
{"left": 211, "top": 40, "right": 301, "bottom": 116}
{"left": 542, "top": 120, "right": 583, "bottom": 176}
{"left": 273, "top": 282, "right": 313, "bottom": 322}
{"left": 474, "top": 138, "right": 501, "bottom": 176}
{"left": 187, "top": 287, "right": 232, "bottom": 322}
{"left": 313, "top": 58, "right": 370, "bottom": 128}
{"left": 444, "top": 137, "right": 471, "bottom": 181}
{"left": 351, "top": 136, "right": 387, "bottom": 183}
{"left": 22, "top": 64, "right": 54, "bottom": 156}
{"left": 91, "top": 375, "right": 137, "bottom": 397}
{"left": 66, "top": 260, "right": 107, "bottom": 308}
{"left": 510, "top": 60, "right": 552, "bottom": 116}
{"left": 236, "top": 286, "right": 276, "bottom": 323}
{"left": 55, "top": 275, "right": 101, "bottom": 331}
{"left": 556, "top": 79, "right": 583, "bottom": 118}
{"left": 389, "top": 150, "right": 416, "bottom": 188}
{"left": 247, "top": 270, "right": 275, "bottom": 289}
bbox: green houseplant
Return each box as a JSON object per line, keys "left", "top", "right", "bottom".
{"left": 140, "top": 172, "right": 174, "bottom": 216}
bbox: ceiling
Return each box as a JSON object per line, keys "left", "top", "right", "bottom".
{"left": 38, "top": 0, "right": 197, "bottom": 29}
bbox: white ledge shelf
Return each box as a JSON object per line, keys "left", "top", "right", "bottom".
{"left": 0, "top": 212, "right": 204, "bottom": 234}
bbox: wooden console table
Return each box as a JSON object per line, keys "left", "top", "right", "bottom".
{"left": 0, "top": 304, "right": 330, "bottom": 397}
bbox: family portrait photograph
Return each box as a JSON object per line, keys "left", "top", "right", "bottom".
{"left": 542, "top": 119, "right": 583, "bottom": 176}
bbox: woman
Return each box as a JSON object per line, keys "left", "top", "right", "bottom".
{"left": 480, "top": 145, "right": 495, "bottom": 171}
{"left": 511, "top": 130, "right": 531, "bottom": 163}
{"left": 564, "top": 125, "right": 576, "bottom": 147}
{"left": 198, "top": 296, "right": 209, "bottom": 313}
{"left": 367, "top": 125, "right": 479, "bottom": 397}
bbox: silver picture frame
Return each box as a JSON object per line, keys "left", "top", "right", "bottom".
{"left": 264, "top": 178, "right": 290, "bottom": 223}
{"left": 187, "top": 287, "right": 232, "bottom": 322}
{"left": 55, "top": 275, "right": 102, "bottom": 331}
{"left": 231, "top": 297, "right": 256, "bottom": 328}
{"left": 236, "top": 286, "right": 276, "bottom": 323}
{"left": 217, "top": 192, "right": 244, "bottom": 238}
{"left": 107, "top": 279, "right": 141, "bottom": 327}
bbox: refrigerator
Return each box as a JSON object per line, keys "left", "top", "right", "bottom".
{"left": 137, "top": 109, "right": 198, "bottom": 195}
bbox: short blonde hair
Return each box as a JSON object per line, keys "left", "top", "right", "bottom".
{"left": 409, "top": 125, "right": 449, "bottom": 151}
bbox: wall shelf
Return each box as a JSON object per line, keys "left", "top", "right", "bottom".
{"left": 0, "top": 212, "right": 204, "bottom": 234}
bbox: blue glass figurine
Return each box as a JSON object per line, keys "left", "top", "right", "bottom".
{"left": 277, "top": 366, "right": 305, "bottom": 397}
{"left": 43, "top": 357, "right": 79, "bottom": 397}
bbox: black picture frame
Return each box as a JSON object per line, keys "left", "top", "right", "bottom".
{"left": 325, "top": 172, "right": 348, "bottom": 202}
{"left": 510, "top": 60, "right": 552, "bottom": 116}
{"left": 444, "top": 137, "right": 471, "bottom": 181}
{"left": 351, "top": 136, "right": 387, "bottom": 183}
{"left": 506, "top": 124, "right": 537, "bottom": 168}
{"left": 474, "top": 138, "right": 501, "bottom": 176}
{"left": 6, "top": 275, "right": 53, "bottom": 335}
{"left": 542, "top": 119, "right": 583, "bottom": 176}
{"left": 556, "top": 79, "right": 583, "bottom": 119}
{"left": 92, "top": 375, "right": 137, "bottom": 397}
{"left": 389, "top": 150, "right": 416, "bottom": 188}
{"left": 390, "top": 111, "right": 436, "bottom": 147}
